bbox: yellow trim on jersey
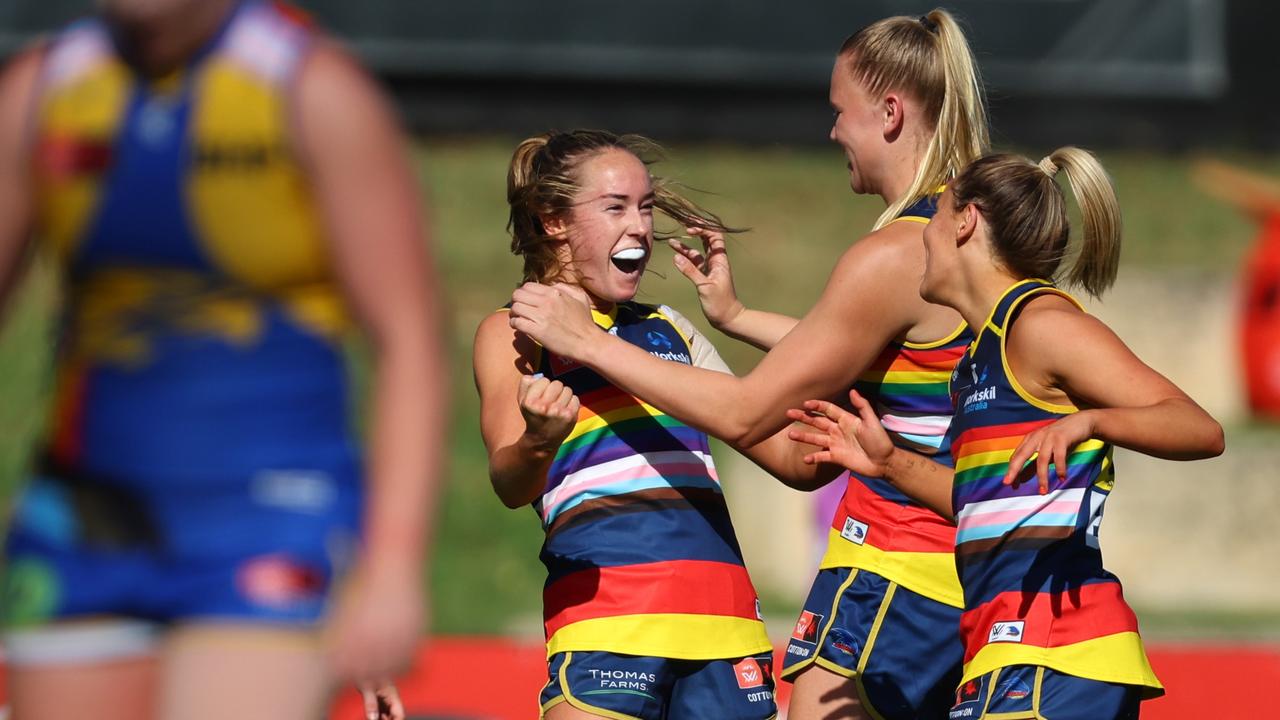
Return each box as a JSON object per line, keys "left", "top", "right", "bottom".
{"left": 960, "top": 631, "right": 1163, "bottom": 698}
{"left": 997, "top": 286, "right": 1083, "bottom": 415}
{"left": 818, "top": 529, "right": 964, "bottom": 608}
{"left": 546, "top": 614, "right": 772, "bottom": 661}
{"left": 889, "top": 215, "right": 930, "bottom": 225}
{"left": 967, "top": 279, "right": 1052, "bottom": 358}
{"left": 902, "top": 320, "right": 969, "bottom": 350}
{"left": 553, "top": 651, "right": 646, "bottom": 720}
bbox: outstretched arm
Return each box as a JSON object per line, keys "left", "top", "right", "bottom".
{"left": 668, "top": 228, "right": 798, "bottom": 351}
{"left": 788, "top": 390, "right": 954, "bottom": 517}
{"left": 297, "top": 43, "right": 445, "bottom": 685}
{"left": 510, "top": 223, "right": 927, "bottom": 447}
{"left": 1000, "top": 298, "right": 1225, "bottom": 492}
{"left": 0, "top": 48, "right": 42, "bottom": 318}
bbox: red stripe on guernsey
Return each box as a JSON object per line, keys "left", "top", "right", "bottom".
{"left": 959, "top": 582, "right": 1140, "bottom": 663}
{"left": 576, "top": 385, "right": 647, "bottom": 418}
{"left": 870, "top": 344, "right": 966, "bottom": 370}
{"left": 543, "top": 560, "right": 759, "bottom": 639}
{"left": 952, "top": 419, "right": 1056, "bottom": 457}
{"left": 834, "top": 480, "right": 955, "bottom": 552}
{"left": 49, "top": 363, "right": 89, "bottom": 467}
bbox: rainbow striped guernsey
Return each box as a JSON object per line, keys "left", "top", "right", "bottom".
{"left": 818, "top": 193, "right": 970, "bottom": 608}
{"left": 532, "top": 302, "right": 770, "bottom": 660}
{"left": 946, "top": 279, "right": 1162, "bottom": 695}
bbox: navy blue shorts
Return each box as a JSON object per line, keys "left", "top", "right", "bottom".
{"left": 540, "top": 650, "right": 777, "bottom": 720}
{"left": 781, "top": 567, "right": 964, "bottom": 719}
{"left": 2, "top": 467, "right": 361, "bottom": 628}
{"left": 949, "top": 665, "right": 1142, "bottom": 719}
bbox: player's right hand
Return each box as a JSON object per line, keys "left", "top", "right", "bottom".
{"left": 669, "top": 226, "right": 744, "bottom": 331}
{"left": 518, "top": 375, "right": 580, "bottom": 448}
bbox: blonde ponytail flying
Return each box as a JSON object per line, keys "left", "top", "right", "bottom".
{"left": 950, "top": 147, "right": 1122, "bottom": 298}
{"left": 1041, "top": 147, "right": 1121, "bottom": 297}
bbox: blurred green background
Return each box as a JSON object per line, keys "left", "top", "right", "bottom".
{"left": 2, "top": 139, "right": 1276, "bottom": 638}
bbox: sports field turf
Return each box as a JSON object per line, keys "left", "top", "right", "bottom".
{"left": 0, "top": 140, "right": 1275, "bottom": 635}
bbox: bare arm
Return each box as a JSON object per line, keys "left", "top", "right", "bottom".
{"left": 473, "top": 311, "right": 579, "bottom": 508}
{"left": 787, "top": 391, "right": 955, "bottom": 517}
{"left": 0, "top": 48, "right": 42, "bottom": 316}
{"left": 511, "top": 223, "right": 929, "bottom": 447}
{"left": 296, "top": 43, "right": 446, "bottom": 682}
{"left": 668, "top": 230, "right": 798, "bottom": 350}
{"left": 661, "top": 304, "right": 839, "bottom": 490}
{"left": 999, "top": 297, "right": 1225, "bottom": 489}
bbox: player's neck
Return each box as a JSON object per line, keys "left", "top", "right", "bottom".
{"left": 108, "top": 0, "right": 238, "bottom": 78}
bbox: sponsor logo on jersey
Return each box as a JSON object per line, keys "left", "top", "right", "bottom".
{"left": 988, "top": 620, "right": 1025, "bottom": 644}
{"left": 840, "top": 517, "right": 869, "bottom": 545}
{"left": 645, "top": 330, "right": 673, "bottom": 350}
{"left": 38, "top": 135, "right": 113, "bottom": 179}
{"left": 236, "top": 554, "right": 324, "bottom": 608}
{"left": 950, "top": 677, "right": 985, "bottom": 718}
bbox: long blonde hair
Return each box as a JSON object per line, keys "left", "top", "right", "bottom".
{"left": 840, "top": 8, "right": 989, "bottom": 229}
{"left": 950, "top": 148, "right": 1122, "bottom": 297}
{"left": 506, "top": 130, "right": 739, "bottom": 283}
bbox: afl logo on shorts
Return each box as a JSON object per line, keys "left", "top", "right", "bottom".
{"left": 791, "top": 610, "right": 823, "bottom": 644}
{"left": 733, "top": 657, "right": 766, "bottom": 689}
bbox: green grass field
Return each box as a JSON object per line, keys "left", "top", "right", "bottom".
{"left": 0, "top": 139, "right": 1275, "bottom": 636}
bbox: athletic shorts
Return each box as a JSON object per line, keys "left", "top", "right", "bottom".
{"left": 1, "top": 465, "right": 361, "bottom": 634}
{"left": 949, "top": 665, "right": 1142, "bottom": 719}
{"left": 781, "top": 567, "right": 964, "bottom": 719}
{"left": 539, "top": 650, "right": 778, "bottom": 720}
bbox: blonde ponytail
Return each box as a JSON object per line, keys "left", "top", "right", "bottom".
{"left": 840, "top": 8, "right": 989, "bottom": 229}
{"left": 1044, "top": 147, "right": 1121, "bottom": 297}
{"left": 950, "top": 147, "right": 1121, "bottom": 298}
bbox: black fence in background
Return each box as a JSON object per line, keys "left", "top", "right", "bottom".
{"left": 2, "top": 0, "right": 1277, "bottom": 149}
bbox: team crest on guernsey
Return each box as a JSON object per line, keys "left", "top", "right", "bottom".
{"left": 988, "top": 620, "right": 1025, "bottom": 643}
{"left": 840, "top": 517, "right": 869, "bottom": 545}
{"left": 547, "top": 351, "right": 582, "bottom": 376}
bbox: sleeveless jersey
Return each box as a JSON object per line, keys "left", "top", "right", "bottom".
{"left": 532, "top": 302, "right": 771, "bottom": 661}
{"left": 818, "top": 193, "right": 969, "bottom": 608}
{"left": 30, "top": 2, "right": 359, "bottom": 488}
{"left": 946, "top": 279, "right": 1162, "bottom": 695}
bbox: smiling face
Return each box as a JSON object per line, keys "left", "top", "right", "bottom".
{"left": 548, "top": 148, "right": 655, "bottom": 309}
{"left": 828, "top": 56, "right": 888, "bottom": 196}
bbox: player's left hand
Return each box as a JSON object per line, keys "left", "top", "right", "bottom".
{"left": 508, "top": 282, "right": 596, "bottom": 358}
{"left": 325, "top": 559, "right": 425, "bottom": 705}
{"left": 357, "top": 680, "right": 405, "bottom": 720}
{"left": 1002, "top": 410, "right": 1097, "bottom": 494}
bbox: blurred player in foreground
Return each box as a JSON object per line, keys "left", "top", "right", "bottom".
{"left": 0, "top": 0, "right": 445, "bottom": 718}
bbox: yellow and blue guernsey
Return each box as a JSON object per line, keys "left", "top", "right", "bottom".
{"left": 531, "top": 302, "right": 771, "bottom": 661}
{"left": 946, "top": 279, "right": 1162, "bottom": 695}
{"left": 4, "top": 1, "right": 360, "bottom": 626}
{"left": 818, "top": 193, "right": 969, "bottom": 609}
